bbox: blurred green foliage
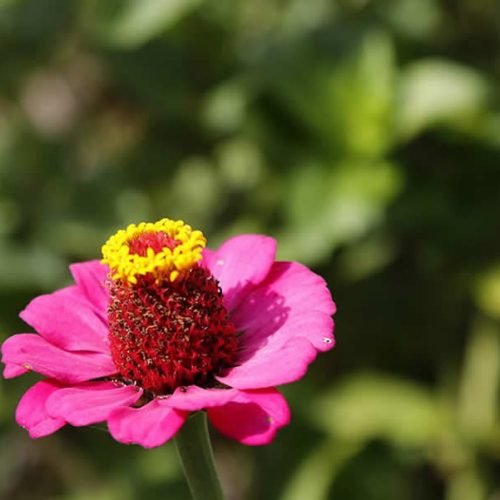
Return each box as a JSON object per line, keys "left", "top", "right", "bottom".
{"left": 1, "top": 0, "right": 500, "bottom": 499}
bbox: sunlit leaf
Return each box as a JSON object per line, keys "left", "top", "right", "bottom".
{"left": 280, "top": 440, "right": 361, "bottom": 500}
{"left": 380, "top": 0, "right": 441, "bottom": 40}
{"left": 280, "top": 161, "right": 402, "bottom": 263}
{"left": 446, "top": 467, "right": 486, "bottom": 500}
{"left": 396, "top": 59, "right": 491, "bottom": 139}
{"left": 475, "top": 264, "right": 500, "bottom": 319}
{"left": 278, "top": 31, "right": 395, "bottom": 159}
{"left": 85, "top": 0, "right": 201, "bottom": 48}
{"left": 313, "top": 374, "right": 445, "bottom": 447}
{"left": 202, "top": 81, "right": 248, "bottom": 133}
{"left": 458, "top": 318, "right": 500, "bottom": 441}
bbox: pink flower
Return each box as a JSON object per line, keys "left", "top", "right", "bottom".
{"left": 2, "top": 219, "right": 335, "bottom": 448}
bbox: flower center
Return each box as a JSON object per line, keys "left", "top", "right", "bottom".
{"left": 128, "top": 231, "right": 180, "bottom": 256}
{"left": 101, "top": 219, "right": 239, "bottom": 395}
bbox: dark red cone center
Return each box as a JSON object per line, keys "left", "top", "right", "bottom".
{"left": 107, "top": 266, "right": 239, "bottom": 395}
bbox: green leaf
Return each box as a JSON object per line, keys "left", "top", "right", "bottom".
{"left": 280, "top": 440, "right": 361, "bottom": 500}
{"left": 396, "top": 59, "right": 491, "bottom": 140}
{"left": 278, "top": 31, "right": 395, "bottom": 159}
{"left": 85, "top": 0, "right": 200, "bottom": 48}
{"left": 280, "top": 161, "right": 402, "bottom": 264}
{"left": 458, "top": 318, "right": 500, "bottom": 441}
{"left": 313, "top": 374, "right": 445, "bottom": 447}
{"left": 475, "top": 264, "right": 500, "bottom": 319}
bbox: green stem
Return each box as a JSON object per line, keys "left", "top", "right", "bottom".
{"left": 174, "top": 411, "right": 225, "bottom": 500}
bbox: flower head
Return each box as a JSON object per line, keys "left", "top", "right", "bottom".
{"left": 2, "top": 219, "right": 336, "bottom": 448}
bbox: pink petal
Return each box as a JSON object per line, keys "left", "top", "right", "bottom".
{"left": 3, "top": 363, "right": 28, "bottom": 379}
{"left": 46, "top": 382, "right": 142, "bottom": 426}
{"left": 217, "top": 337, "right": 318, "bottom": 389}
{"left": 108, "top": 400, "right": 187, "bottom": 448}
{"left": 242, "top": 310, "right": 335, "bottom": 355}
{"left": 2, "top": 334, "right": 116, "bottom": 384}
{"left": 203, "top": 235, "right": 277, "bottom": 311}
{"left": 20, "top": 286, "right": 108, "bottom": 353}
{"left": 160, "top": 386, "right": 238, "bottom": 411}
{"left": 70, "top": 260, "right": 110, "bottom": 319}
{"left": 208, "top": 389, "right": 290, "bottom": 445}
{"left": 233, "top": 260, "right": 335, "bottom": 335}
{"left": 16, "top": 380, "right": 66, "bottom": 438}
{"left": 217, "top": 261, "right": 335, "bottom": 389}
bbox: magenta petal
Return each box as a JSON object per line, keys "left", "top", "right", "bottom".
{"left": 20, "top": 286, "right": 108, "bottom": 353}
{"left": 217, "top": 337, "right": 318, "bottom": 389}
{"left": 218, "top": 261, "right": 335, "bottom": 389}
{"left": 242, "top": 311, "right": 335, "bottom": 355}
{"left": 160, "top": 386, "right": 238, "bottom": 411}
{"left": 108, "top": 400, "right": 187, "bottom": 448}
{"left": 46, "top": 382, "right": 143, "bottom": 426}
{"left": 3, "top": 363, "right": 28, "bottom": 379}
{"left": 16, "top": 380, "right": 66, "bottom": 438}
{"left": 70, "top": 260, "right": 109, "bottom": 319}
{"left": 203, "top": 235, "right": 277, "bottom": 311}
{"left": 208, "top": 388, "right": 290, "bottom": 445}
{"left": 2, "top": 334, "right": 116, "bottom": 384}
{"left": 233, "top": 261, "right": 335, "bottom": 339}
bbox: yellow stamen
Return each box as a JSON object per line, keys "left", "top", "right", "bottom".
{"left": 101, "top": 219, "right": 206, "bottom": 284}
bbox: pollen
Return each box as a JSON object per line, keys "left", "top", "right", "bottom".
{"left": 101, "top": 219, "right": 206, "bottom": 284}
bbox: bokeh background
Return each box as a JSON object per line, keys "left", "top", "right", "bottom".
{"left": 1, "top": 0, "right": 500, "bottom": 499}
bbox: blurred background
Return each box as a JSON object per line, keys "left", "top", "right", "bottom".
{"left": 0, "top": 0, "right": 500, "bottom": 498}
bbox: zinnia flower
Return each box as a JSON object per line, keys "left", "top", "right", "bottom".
{"left": 2, "top": 219, "right": 335, "bottom": 448}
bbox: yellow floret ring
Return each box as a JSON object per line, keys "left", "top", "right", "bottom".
{"left": 101, "top": 218, "right": 207, "bottom": 285}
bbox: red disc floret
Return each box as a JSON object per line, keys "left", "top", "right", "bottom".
{"left": 107, "top": 265, "right": 239, "bottom": 394}
{"left": 128, "top": 231, "right": 180, "bottom": 256}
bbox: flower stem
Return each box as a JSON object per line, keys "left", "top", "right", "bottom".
{"left": 174, "top": 411, "right": 225, "bottom": 500}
